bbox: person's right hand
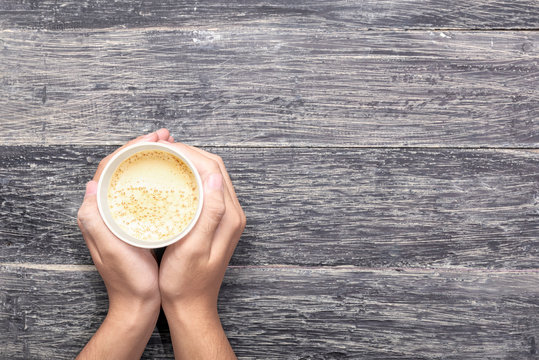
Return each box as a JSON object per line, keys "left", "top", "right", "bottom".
{"left": 158, "top": 141, "right": 245, "bottom": 359}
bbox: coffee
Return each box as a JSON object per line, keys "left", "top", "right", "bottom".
{"left": 107, "top": 149, "right": 199, "bottom": 243}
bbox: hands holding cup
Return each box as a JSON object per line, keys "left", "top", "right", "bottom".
{"left": 76, "top": 129, "right": 245, "bottom": 360}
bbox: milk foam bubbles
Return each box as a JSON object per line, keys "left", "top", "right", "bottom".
{"left": 107, "top": 150, "right": 199, "bottom": 242}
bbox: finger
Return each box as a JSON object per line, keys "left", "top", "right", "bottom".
{"left": 77, "top": 181, "right": 102, "bottom": 262}
{"left": 177, "top": 144, "right": 237, "bottom": 215}
{"left": 78, "top": 180, "right": 99, "bottom": 231}
{"left": 162, "top": 141, "right": 238, "bottom": 238}
{"left": 168, "top": 136, "right": 174, "bottom": 143}
{"left": 187, "top": 145, "right": 241, "bottom": 210}
{"left": 162, "top": 140, "right": 222, "bottom": 179}
{"left": 169, "top": 143, "right": 245, "bottom": 259}
{"left": 210, "top": 215, "right": 243, "bottom": 263}
{"left": 91, "top": 128, "right": 171, "bottom": 182}
{"left": 181, "top": 172, "right": 226, "bottom": 255}
{"left": 123, "top": 131, "right": 160, "bottom": 151}
{"left": 185, "top": 146, "right": 245, "bottom": 261}
{"left": 92, "top": 131, "right": 159, "bottom": 182}
{"left": 77, "top": 180, "right": 133, "bottom": 258}
{"left": 79, "top": 224, "right": 102, "bottom": 265}
{"left": 155, "top": 128, "right": 170, "bottom": 141}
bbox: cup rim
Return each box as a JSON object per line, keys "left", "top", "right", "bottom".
{"left": 96, "top": 142, "right": 204, "bottom": 249}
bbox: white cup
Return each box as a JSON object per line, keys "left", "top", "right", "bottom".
{"left": 97, "top": 142, "right": 203, "bottom": 248}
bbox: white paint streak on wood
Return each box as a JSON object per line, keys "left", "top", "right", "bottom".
{"left": 0, "top": 29, "right": 536, "bottom": 147}
{"left": 1, "top": 266, "right": 538, "bottom": 359}
{"left": 0, "top": 263, "right": 96, "bottom": 271}
{"left": 0, "top": 2, "right": 537, "bottom": 359}
{"left": 2, "top": 263, "right": 539, "bottom": 274}
{"left": 1, "top": 146, "right": 537, "bottom": 268}
{"left": 0, "top": 0, "right": 537, "bottom": 30}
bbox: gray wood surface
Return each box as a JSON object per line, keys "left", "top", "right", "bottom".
{"left": 1, "top": 0, "right": 538, "bottom": 359}
{"left": 1, "top": 1, "right": 538, "bottom": 30}
{"left": 1, "top": 146, "right": 537, "bottom": 268}
{"left": 0, "top": 29, "right": 537, "bottom": 147}
{"left": 1, "top": 264, "right": 538, "bottom": 360}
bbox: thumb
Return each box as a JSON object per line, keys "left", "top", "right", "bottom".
{"left": 77, "top": 180, "right": 100, "bottom": 231}
{"left": 196, "top": 173, "right": 226, "bottom": 236}
{"left": 85, "top": 180, "right": 98, "bottom": 199}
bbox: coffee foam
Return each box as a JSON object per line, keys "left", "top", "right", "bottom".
{"left": 107, "top": 149, "right": 199, "bottom": 242}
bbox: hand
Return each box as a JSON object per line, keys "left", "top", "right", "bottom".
{"left": 76, "top": 129, "right": 173, "bottom": 360}
{"left": 158, "top": 141, "right": 246, "bottom": 359}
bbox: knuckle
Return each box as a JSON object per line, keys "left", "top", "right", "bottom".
{"left": 207, "top": 257, "right": 223, "bottom": 271}
{"left": 200, "top": 220, "right": 216, "bottom": 235}
{"left": 76, "top": 217, "right": 84, "bottom": 231}
{"left": 98, "top": 245, "right": 115, "bottom": 260}
{"left": 240, "top": 211, "right": 247, "bottom": 229}
{"left": 231, "top": 214, "right": 243, "bottom": 230}
{"left": 200, "top": 199, "right": 226, "bottom": 234}
{"left": 212, "top": 154, "right": 224, "bottom": 165}
{"left": 234, "top": 204, "right": 246, "bottom": 230}
{"left": 185, "top": 244, "right": 208, "bottom": 259}
{"left": 204, "top": 201, "right": 226, "bottom": 227}
{"left": 203, "top": 150, "right": 221, "bottom": 163}
{"left": 77, "top": 205, "right": 89, "bottom": 224}
{"left": 98, "top": 157, "right": 107, "bottom": 168}
{"left": 97, "top": 155, "right": 111, "bottom": 170}
{"left": 208, "top": 159, "right": 221, "bottom": 174}
{"left": 211, "top": 200, "right": 226, "bottom": 219}
{"left": 77, "top": 203, "right": 98, "bottom": 232}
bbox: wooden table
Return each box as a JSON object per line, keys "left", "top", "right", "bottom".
{"left": 1, "top": 1, "right": 538, "bottom": 359}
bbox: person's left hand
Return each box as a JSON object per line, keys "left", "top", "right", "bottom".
{"left": 76, "top": 129, "right": 176, "bottom": 360}
{"left": 77, "top": 129, "right": 173, "bottom": 318}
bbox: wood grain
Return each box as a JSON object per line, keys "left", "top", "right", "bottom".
{"left": 1, "top": 146, "right": 537, "bottom": 268}
{"left": 1, "top": 264, "right": 537, "bottom": 359}
{"left": 1, "top": 0, "right": 538, "bottom": 30}
{"left": 1, "top": 1, "right": 537, "bottom": 358}
{"left": 0, "top": 29, "right": 537, "bottom": 147}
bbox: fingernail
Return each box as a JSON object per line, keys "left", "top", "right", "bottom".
{"left": 207, "top": 173, "right": 223, "bottom": 190}
{"left": 85, "top": 181, "right": 97, "bottom": 196}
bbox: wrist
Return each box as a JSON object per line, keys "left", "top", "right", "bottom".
{"left": 108, "top": 295, "right": 161, "bottom": 329}
{"left": 161, "top": 287, "right": 217, "bottom": 312}
{"left": 161, "top": 297, "right": 236, "bottom": 359}
{"left": 77, "top": 296, "right": 160, "bottom": 360}
{"left": 162, "top": 297, "right": 218, "bottom": 325}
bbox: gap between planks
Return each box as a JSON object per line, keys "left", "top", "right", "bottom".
{"left": 6, "top": 144, "right": 539, "bottom": 151}
{"left": 1, "top": 263, "right": 538, "bottom": 274}
{"left": 1, "top": 27, "right": 538, "bottom": 33}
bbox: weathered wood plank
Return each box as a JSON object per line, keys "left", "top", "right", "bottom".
{"left": 1, "top": 146, "right": 537, "bottom": 268}
{"left": 1, "top": 265, "right": 537, "bottom": 359}
{"left": 0, "top": 0, "right": 538, "bottom": 30}
{"left": 0, "top": 29, "right": 537, "bottom": 147}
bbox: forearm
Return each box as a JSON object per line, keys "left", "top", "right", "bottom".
{"left": 77, "top": 300, "right": 160, "bottom": 360}
{"left": 163, "top": 301, "right": 236, "bottom": 360}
